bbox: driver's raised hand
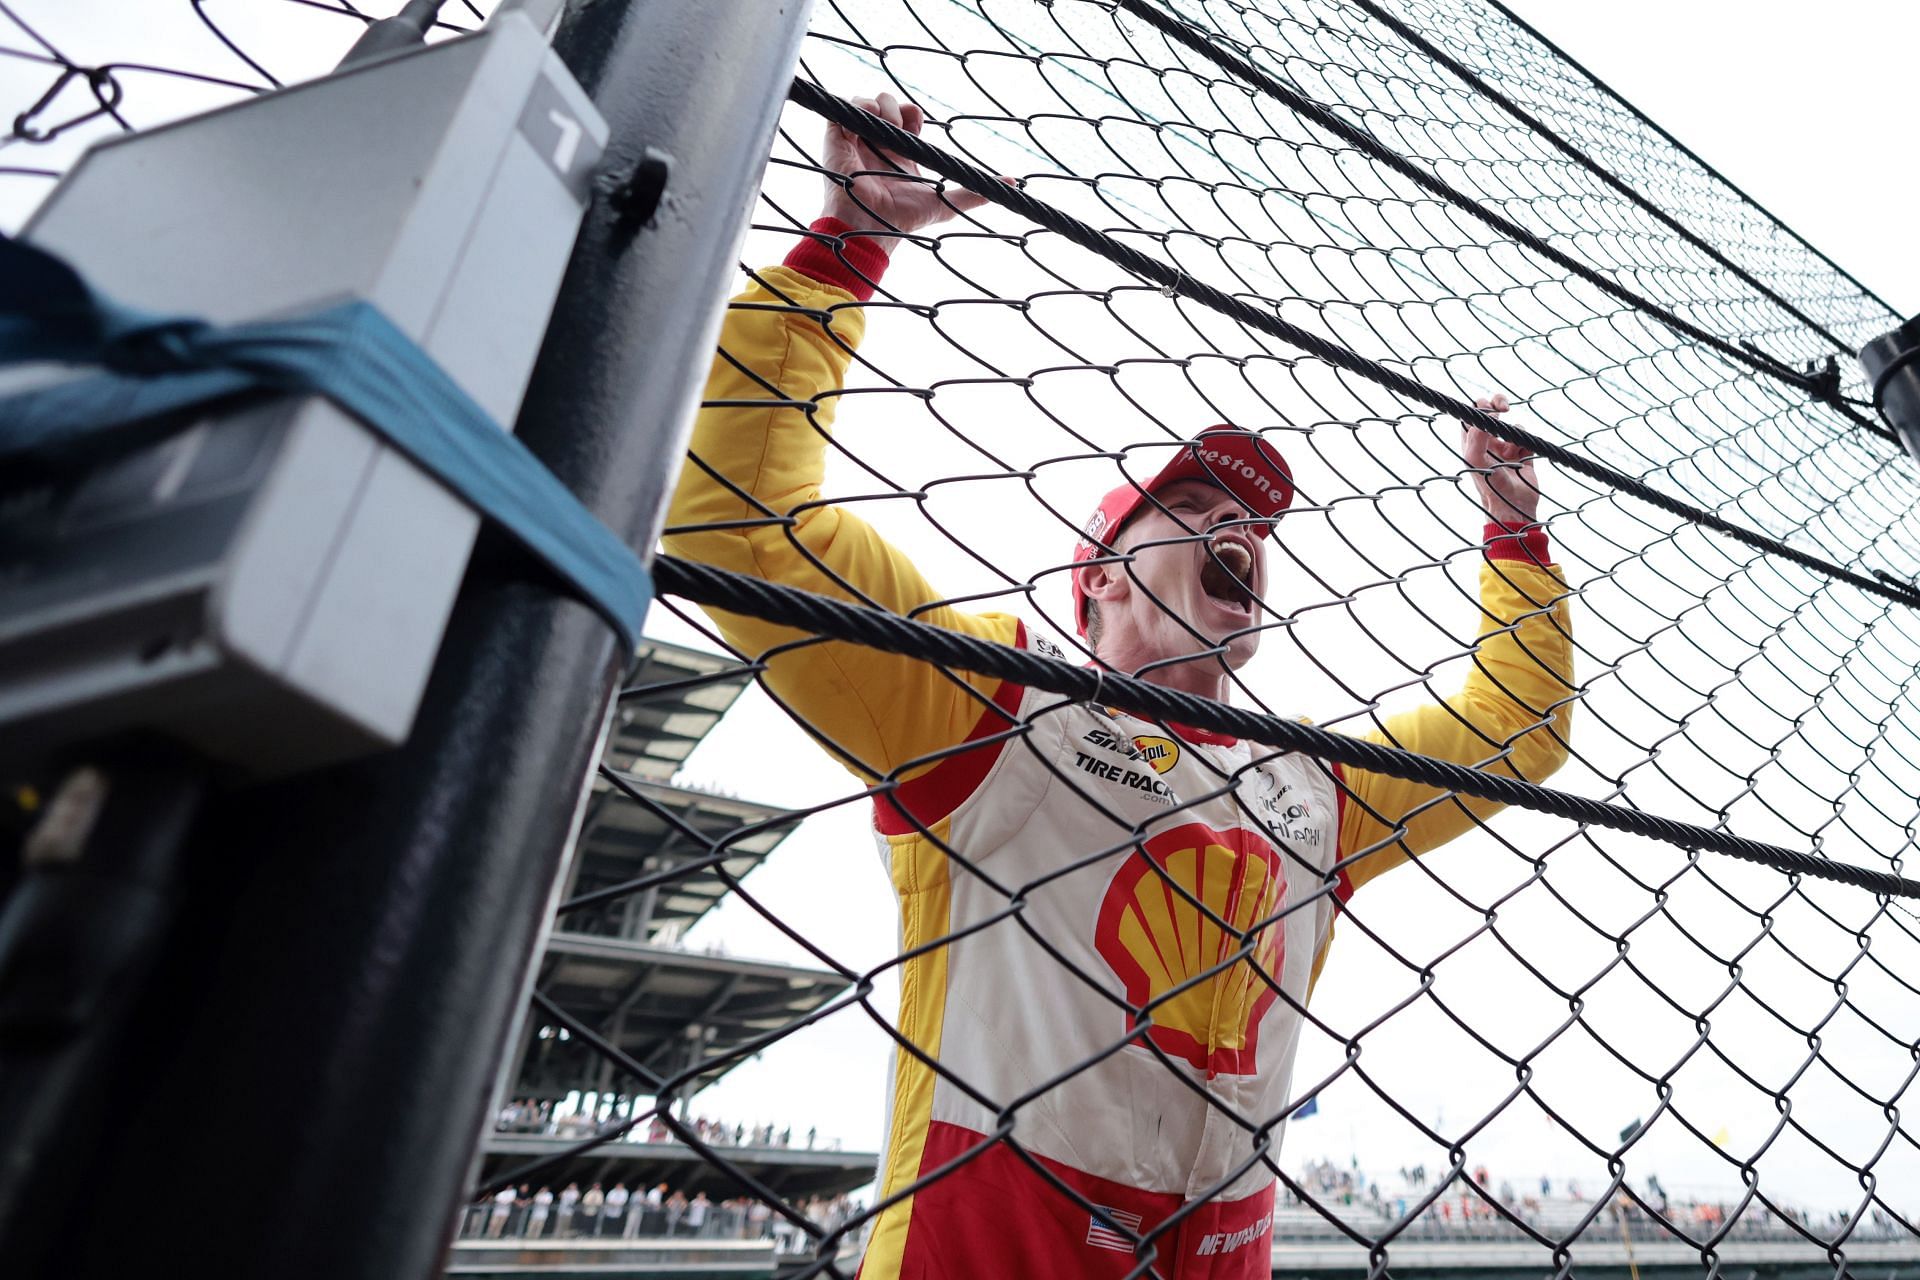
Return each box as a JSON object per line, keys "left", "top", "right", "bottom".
{"left": 1460, "top": 393, "right": 1541, "bottom": 528}
{"left": 822, "top": 92, "right": 993, "bottom": 252}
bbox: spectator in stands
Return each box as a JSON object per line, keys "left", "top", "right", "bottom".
{"left": 529, "top": 1185, "right": 553, "bottom": 1238}
{"left": 580, "top": 1182, "right": 604, "bottom": 1235}
{"left": 772, "top": 1207, "right": 804, "bottom": 1255}
{"left": 603, "top": 1182, "right": 629, "bottom": 1235}
{"left": 687, "top": 1190, "right": 712, "bottom": 1237}
{"left": 629, "top": 1183, "right": 663, "bottom": 1239}
{"left": 556, "top": 1182, "right": 580, "bottom": 1236}
{"left": 485, "top": 1185, "right": 516, "bottom": 1238}
{"left": 666, "top": 1189, "right": 688, "bottom": 1235}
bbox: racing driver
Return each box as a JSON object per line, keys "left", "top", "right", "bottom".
{"left": 664, "top": 93, "right": 1575, "bottom": 1280}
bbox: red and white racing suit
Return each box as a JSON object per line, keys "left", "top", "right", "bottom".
{"left": 665, "top": 232, "right": 1575, "bottom": 1279}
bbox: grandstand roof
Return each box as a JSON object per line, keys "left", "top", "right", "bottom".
{"left": 608, "top": 639, "right": 757, "bottom": 782}
{"left": 523, "top": 933, "right": 850, "bottom": 1097}
{"left": 569, "top": 775, "right": 800, "bottom": 941}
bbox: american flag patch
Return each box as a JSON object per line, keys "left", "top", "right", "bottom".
{"left": 1085, "top": 1206, "right": 1144, "bottom": 1252}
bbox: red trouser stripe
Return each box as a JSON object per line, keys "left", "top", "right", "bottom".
{"left": 867, "top": 1120, "right": 1275, "bottom": 1279}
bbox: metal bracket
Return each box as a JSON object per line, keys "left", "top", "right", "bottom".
{"left": 609, "top": 146, "right": 674, "bottom": 228}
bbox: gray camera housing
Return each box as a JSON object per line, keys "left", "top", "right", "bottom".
{"left": 0, "top": 13, "right": 607, "bottom": 773}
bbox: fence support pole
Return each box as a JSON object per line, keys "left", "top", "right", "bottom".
{"left": 12, "top": 3, "right": 812, "bottom": 1277}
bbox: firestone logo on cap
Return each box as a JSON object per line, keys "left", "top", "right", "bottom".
{"left": 1192, "top": 445, "right": 1287, "bottom": 503}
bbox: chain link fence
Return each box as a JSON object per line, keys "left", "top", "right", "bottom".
{"left": 10, "top": 2, "right": 1918, "bottom": 1277}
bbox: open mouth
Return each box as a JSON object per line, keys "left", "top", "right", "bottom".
{"left": 1198, "top": 536, "right": 1256, "bottom": 614}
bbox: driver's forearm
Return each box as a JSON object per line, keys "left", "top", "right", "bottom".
{"left": 662, "top": 261, "right": 1016, "bottom": 782}
{"left": 1333, "top": 537, "right": 1575, "bottom": 892}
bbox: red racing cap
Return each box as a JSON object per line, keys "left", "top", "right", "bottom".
{"left": 1070, "top": 426, "right": 1295, "bottom": 635}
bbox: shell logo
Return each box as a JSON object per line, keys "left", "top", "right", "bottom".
{"left": 1131, "top": 735, "right": 1179, "bottom": 775}
{"left": 1094, "top": 822, "right": 1286, "bottom": 1076}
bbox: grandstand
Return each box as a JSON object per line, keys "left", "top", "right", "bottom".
{"left": 454, "top": 640, "right": 876, "bottom": 1272}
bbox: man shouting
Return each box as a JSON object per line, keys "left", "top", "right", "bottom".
{"left": 666, "top": 93, "right": 1574, "bottom": 1280}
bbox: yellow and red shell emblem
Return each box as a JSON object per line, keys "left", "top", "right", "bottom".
{"left": 1131, "top": 735, "right": 1179, "bottom": 774}
{"left": 1095, "top": 822, "right": 1286, "bottom": 1076}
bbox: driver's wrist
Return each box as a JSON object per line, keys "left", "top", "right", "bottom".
{"left": 820, "top": 199, "right": 904, "bottom": 248}
{"left": 1484, "top": 519, "right": 1550, "bottom": 565}
{"left": 782, "top": 215, "right": 894, "bottom": 301}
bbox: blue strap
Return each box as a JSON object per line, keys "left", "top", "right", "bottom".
{"left": 0, "top": 236, "right": 650, "bottom": 653}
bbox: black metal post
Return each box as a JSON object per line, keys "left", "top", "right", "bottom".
{"left": 1860, "top": 315, "right": 1920, "bottom": 466}
{"left": 0, "top": 744, "right": 205, "bottom": 1267}
{"left": 9, "top": 3, "right": 813, "bottom": 1278}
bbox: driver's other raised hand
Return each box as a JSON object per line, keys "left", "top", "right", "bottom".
{"left": 1460, "top": 393, "right": 1540, "bottom": 528}
{"left": 821, "top": 92, "right": 991, "bottom": 252}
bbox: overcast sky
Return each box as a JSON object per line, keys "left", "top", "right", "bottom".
{"left": 5, "top": 0, "right": 1916, "bottom": 1234}
{"left": 7, "top": 0, "right": 1917, "bottom": 319}
{"left": 1499, "top": 0, "right": 1916, "bottom": 317}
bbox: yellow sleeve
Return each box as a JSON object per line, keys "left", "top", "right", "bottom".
{"left": 1335, "top": 557, "right": 1576, "bottom": 892}
{"left": 662, "top": 266, "right": 1018, "bottom": 783}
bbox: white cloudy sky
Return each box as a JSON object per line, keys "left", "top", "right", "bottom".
{"left": 6, "top": 0, "right": 1917, "bottom": 1234}
{"left": 1504, "top": 0, "right": 1918, "bottom": 318}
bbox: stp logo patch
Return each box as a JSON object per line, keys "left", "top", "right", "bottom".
{"left": 1094, "top": 822, "right": 1286, "bottom": 1076}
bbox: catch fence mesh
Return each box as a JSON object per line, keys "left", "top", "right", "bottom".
{"left": 10, "top": 1, "right": 1920, "bottom": 1277}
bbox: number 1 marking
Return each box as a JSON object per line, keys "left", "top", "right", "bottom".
{"left": 547, "top": 109, "right": 582, "bottom": 173}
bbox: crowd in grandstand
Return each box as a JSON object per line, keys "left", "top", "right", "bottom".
{"left": 493, "top": 1098, "right": 838, "bottom": 1149}
{"left": 463, "top": 1159, "right": 1905, "bottom": 1255}
{"left": 460, "top": 1183, "right": 864, "bottom": 1253}
{"left": 1284, "top": 1157, "right": 1910, "bottom": 1244}
{"left": 475, "top": 1119, "right": 1905, "bottom": 1254}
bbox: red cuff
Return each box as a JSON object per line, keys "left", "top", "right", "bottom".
{"left": 1483, "top": 521, "right": 1551, "bottom": 565}
{"left": 781, "top": 217, "right": 892, "bottom": 301}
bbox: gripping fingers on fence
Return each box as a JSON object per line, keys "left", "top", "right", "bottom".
{"left": 1460, "top": 395, "right": 1539, "bottom": 527}
{"left": 823, "top": 93, "right": 990, "bottom": 245}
